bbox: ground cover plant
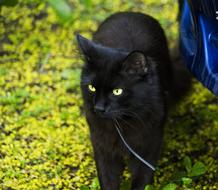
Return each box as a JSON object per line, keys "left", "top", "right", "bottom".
{"left": 0, "top": 0, "right": 217, "bottom": 189}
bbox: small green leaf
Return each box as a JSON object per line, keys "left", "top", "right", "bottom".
{"left": 91, "top": 177, "right": 100, "bottom": 190}
{"left": 182, "top": 177, "right": 192, "bottom": 185}
{"left": 0, "top": 0, "right": 18, "bottom": 7}
{"left": 183, "top": 156, "right": 192, "bottom": 173}
{"left": 171, "top": 171, "right": 187, "bottom": 182}
{"left": 162, "top": 183, "right": 177, "bottom": 190}
{"left": 80, "top": 185, "right": 89, "bottom": 190}
{"left": 80, "top": 0, "right": 93, "bottom": 9}
{"left": 145, "top": 184, "right": 155, "bottom": 190}
{"left": 47, "top": 0, "right": 72, "bottom": 23}
{"left": 189, "top": 161, "right": 207, "bottom": 177}
{"left": 121, "top": 180, "right": 131, "bottom": 190}
{"left": 61, "top": 69, "right": 81, "bottom": 80}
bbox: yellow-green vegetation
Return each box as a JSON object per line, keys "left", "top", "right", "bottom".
{"left": 0, "top": 0, "right": 217, "bottom": 190}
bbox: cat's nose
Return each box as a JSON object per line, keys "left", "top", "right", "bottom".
{"left": 94, "top": 104, "right": 105, "bottom": 114}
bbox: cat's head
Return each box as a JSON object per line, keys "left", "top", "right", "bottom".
{"left": 77, "top": 34, "right": 157, "bottom": 119}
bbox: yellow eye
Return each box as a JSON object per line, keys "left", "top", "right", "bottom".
{"left": 113, "top": 88, "right": 123, "bottom": 96}
{"left": 88, "top": 84, "right": 96, "bottom": 92}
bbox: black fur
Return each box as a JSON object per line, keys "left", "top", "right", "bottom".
{"left": 77, "top": 12, "right": 190, "bottom": 190}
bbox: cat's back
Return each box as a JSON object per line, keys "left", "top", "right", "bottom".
{"left": 93, "top": 12, "right": 170, "bottom": 61}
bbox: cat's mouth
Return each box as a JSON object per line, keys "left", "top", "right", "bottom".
{"left": 93, "top": 109, "right": 120, "bottom": 119}
{"left": 94, "top": 111, "right": 114, "bottom": 119}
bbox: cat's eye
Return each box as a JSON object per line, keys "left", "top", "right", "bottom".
{"left": 113, "top": 88, "right": 123, "bottom": 96}
{"left": 88, "top": 84, "right": 96, "bottom": 92}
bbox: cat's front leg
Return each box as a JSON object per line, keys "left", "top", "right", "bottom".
{"left": 129, "top": 157, "right": 155, "bottom": 190}
{"left": 94, "top": 150, "right": 124, "bottom": 190}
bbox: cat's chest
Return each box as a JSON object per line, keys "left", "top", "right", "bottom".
{"left": 91, "top": 121, "right": 122, "bottom": 150}
{"left": 87, "top": 114, "right": 147, "bottom": 156}
{"left": 86, "top": 117, "right": 123, "bottom": 153}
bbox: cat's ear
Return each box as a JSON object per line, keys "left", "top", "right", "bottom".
{"left": 76, "top": 34, "right": 94, "bottom": 61}
{"left": 122, "top": 51, "right": 148, "bottom": 75}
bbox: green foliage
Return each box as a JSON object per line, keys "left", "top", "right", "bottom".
{"left": 80, "top": 0, "right": 93, "bottom": 9}
{"left": 183, "top": 156, "right": 192, "bottom": 173}
{"left": 47, "top": 0, "right": 73, "bottom": 23}
{"left": 90, "top": 177, "right": 100, "bottom": 190}
{"left": 162, "top": 183, "right": 177, "bottom": 190}
{"left": 145, "top": 185, "right": 156, "bottom": 190}
{"left": 181, "top": 156, "right": 207, "bottom": 178}
{"left": 0, "top": 0, "right": 18, "bottom": 7}
{"left": 144, "top": 156, "right": 206, "bottom": 189}
{"left": 188, "top": 161, "right": 207, "bottom": 177}
{"left": 0, "top": 0, "right": 217, "bottom": 190}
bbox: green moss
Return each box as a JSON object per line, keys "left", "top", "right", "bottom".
{"left": 0, "top": 0, "right": 217, "bottom": 189}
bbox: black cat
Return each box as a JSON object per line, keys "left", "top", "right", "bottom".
{"left": 77, "top": 12, "right": 190, "bottom": 190}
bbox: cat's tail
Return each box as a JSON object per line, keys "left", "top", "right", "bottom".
{"left": 168, "top": 46, "right": 192, "bottom": 104}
